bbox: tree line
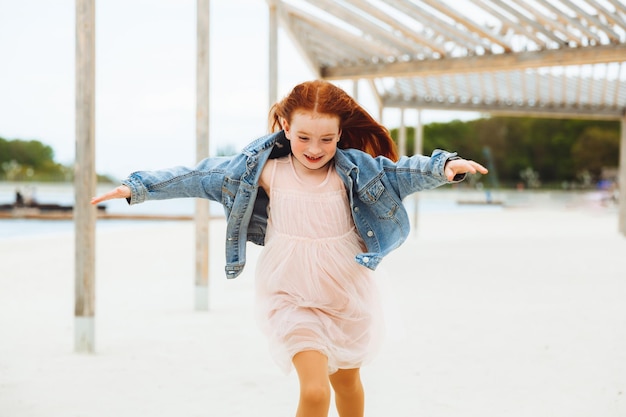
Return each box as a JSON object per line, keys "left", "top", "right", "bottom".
{"left": 1, "top": 117, "right": 621, "bottom": 187}
{"left": 0, "top": 137, "right": 113, "bottom": 182}
{"left": 389, "top": 116, "right": 620, "bottom": 188}
{"left": 0, "top": 137, "right": 71, "bottom": 181}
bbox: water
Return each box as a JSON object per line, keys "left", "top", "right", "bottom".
{"left": 1, "top": 183, "right": 209, "bottom": 213}
{"left": 4, "top": 182, "right": 604, "bottom": 241}
{"left": 0, "top": 183, "right": 202, "bottom": 240}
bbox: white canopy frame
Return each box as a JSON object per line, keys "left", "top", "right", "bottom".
{"left": 267, "top": 0, "right": 626, "bottom": 234}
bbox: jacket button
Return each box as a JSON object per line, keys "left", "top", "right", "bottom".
{"left": 353, "top": 207, "right": 359, "bottom": 212}
{"left": 362, "top": 257, "right": 370, "bottom": 263}
{"left": 367, "top": 230, "right": 374, "bottom": 237}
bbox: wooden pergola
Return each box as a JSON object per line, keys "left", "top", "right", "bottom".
{"left": 74, "top": 0, "right": 626, "bottom": 352}
{"left": 267, "top": 0, "right": 626, "bottom": 227}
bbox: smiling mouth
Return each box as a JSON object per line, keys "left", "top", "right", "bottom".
{"left": 305, "top": 154, "right": 323, "bottom": 162}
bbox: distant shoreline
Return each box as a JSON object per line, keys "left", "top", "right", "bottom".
{"left": 0, "top": 182, "right": 618, "bottom": 241}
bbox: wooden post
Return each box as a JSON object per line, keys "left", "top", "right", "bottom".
{"left": 415, "top": 109, "right": 424, "bottom": 154}
{"left": 366, "top": 79, "right": 383, "bottom": 122}
{"left": 195, "top": 0, "right": 210, "bottom": 310}
{"left": 617, "top": 112, "right": 626, "bottom": 236}
{"left": 268, "top": 0, "right": 278, "bottom": 108}
{"left": 413, "top": 109, "right": 423, "bottom": 236}
{"left": 352, "top": 79, "right": 359, "bottom": 101}
{"left": 398, "top": 108, "right": 407, "bottom": 156}
{"left": 74, "top": 0, "right": 96, "bottom": 353}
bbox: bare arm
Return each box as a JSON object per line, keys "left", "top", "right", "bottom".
{"left": 90, "top": 185, "right": 131, "bottom": 205}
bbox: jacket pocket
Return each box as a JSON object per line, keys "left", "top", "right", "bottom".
{"left": 358, "top": 179, "right": 399, "bottom": 220}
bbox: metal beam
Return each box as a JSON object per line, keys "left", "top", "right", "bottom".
{"left": 321, "top": 44, "right": 626, "bottom": 79}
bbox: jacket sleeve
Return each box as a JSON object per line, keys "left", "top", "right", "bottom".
{"left": 388, "top": 149, "right": 465, "bottom": 199}
{"left": 121, "top": 155, "right": 236, "bottom": 205}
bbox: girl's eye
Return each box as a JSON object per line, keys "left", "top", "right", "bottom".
{"left": 322, "top": 138, "right": 334, "bottom": 142}
{"left": 298, "top": 136, "right": 309, "bottom": 141}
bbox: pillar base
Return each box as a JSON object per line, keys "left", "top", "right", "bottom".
{"left": 74, "top": 316, "right": 95, "bottom": 353}
{"left": 195, "top": 285, "right": 209, "bottom": 311}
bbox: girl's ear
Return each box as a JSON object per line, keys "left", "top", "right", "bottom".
{"left": 280, "top": 117, "right": 290, "bottom": 138}
{"left": 338, "top": 129, "right": 342, "bottom": 142}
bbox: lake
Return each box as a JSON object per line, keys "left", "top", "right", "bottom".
{"left": 2, "top": 181, "right": 607, "bottom": 241}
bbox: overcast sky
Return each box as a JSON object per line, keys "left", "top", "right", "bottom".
{"left": 0, "top": 0, "right": 479, "bottom": 180}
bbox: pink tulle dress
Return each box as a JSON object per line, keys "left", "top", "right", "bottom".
{"left": 255, "top": 155, "right": 384, "bottom": 375}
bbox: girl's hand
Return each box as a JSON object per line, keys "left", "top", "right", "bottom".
{"left": 444, "top": 159, "right": 488, "bottom": 181}
{"left": 91, "top": 185, "right": 131, "bottom": 205}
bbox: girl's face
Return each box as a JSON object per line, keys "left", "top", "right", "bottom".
{"left": 282, "top": 110, "right": 341, "bottom": 174}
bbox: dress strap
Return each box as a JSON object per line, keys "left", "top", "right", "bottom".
{"left": 269, "top": 158, "right": 279, "bottom": 189}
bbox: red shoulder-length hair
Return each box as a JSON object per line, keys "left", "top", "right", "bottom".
{"left": 268, "top": 80, "right": 399, "bottom": 162}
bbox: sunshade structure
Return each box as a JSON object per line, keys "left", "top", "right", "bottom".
{"left": 269, "top": 0, "right": 626, "bottom": 118}
{"left": 267, "top": 0, "right": 626, "bottom": 231}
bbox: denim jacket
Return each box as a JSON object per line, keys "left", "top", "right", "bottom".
{"left": 122, "top": 131, "right": 463, "bottom": 278}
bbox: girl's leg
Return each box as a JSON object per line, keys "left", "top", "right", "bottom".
{"left": 329, "top": 368, "right": 364, "bottom": 417}
{"left": 292, "top": 350, "right": 331, "bottom": 417}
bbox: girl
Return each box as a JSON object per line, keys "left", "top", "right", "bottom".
{"left": 92, "top": 80, "right": 487, "bottom": 417}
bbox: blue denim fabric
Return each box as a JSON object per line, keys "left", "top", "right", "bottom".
{"left": 122, "top": 131, "right": 462, "bottom": 278}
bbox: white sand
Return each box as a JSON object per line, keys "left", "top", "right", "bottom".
{"left": 1, "top": 196, "right": 625, "bottom": 416}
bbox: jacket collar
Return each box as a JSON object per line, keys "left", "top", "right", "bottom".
{"left": 242, "top": 130, "right": 290, "bottom": 158}
{"left": 334, "top": 148, "right": 360, "bottom": 178}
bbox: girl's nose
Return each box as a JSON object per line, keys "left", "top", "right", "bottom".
{"left": 309, "top": 142, "right": 321, "bottom": 154}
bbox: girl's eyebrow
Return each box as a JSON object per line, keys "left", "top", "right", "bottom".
{"left": 295, "top": 130, "right": 337, "bottom": 137}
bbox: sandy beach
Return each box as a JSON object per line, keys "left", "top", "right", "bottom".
{"left": 1, "top": 193, "right": 625, "bottom": 417}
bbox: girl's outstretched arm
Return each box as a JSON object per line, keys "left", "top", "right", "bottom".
{"left": 444, "top": 159, "right": 488, "bottom": 181}
{"left": 90, "top": 185, "right": 131, "bottom": 205}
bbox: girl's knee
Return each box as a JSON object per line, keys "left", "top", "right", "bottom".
{"left": 301, "top": 383, "right": 331, "bottom": 403}
{"left": 300, "top": 383, "right": 331, "bottom": 406}
{"left": 300, "top": 384, "right": 330, "bottom": 403}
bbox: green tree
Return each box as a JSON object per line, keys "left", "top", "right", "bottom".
{"left": 388, "top": 116, "right": 620, "bottom": 187}
{"left": 571, "top": 127, "right": 619, "bottom": 179}
{"left": 0, "top": 137, "right": 70, "bottom": 181}
{"left": 0, "top": 138, "right": 55, "bottom": 168}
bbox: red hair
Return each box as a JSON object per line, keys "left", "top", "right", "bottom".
{"left": 269, "top": 80, "right": 399, "bottom": 161}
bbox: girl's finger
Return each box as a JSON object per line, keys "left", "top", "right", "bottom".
{"left": 90, "top": 186, "right": 129, "bottom": 205}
